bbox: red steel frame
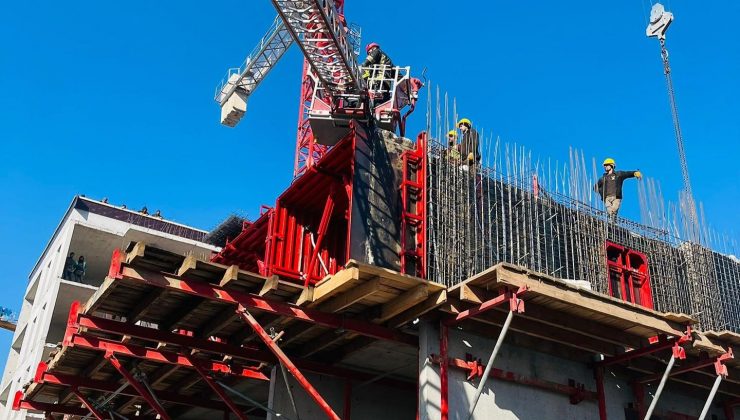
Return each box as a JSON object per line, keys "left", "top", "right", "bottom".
{"left": 594, "top": 327, "right": 692, "bottom": 420}
{"left": 400, "top": 132, "right": 427, "bottom": 278}
{"left": 71, "top": 387, "right": 107, "bottom": 420}
{"left": 429, "top": 354, "right": 595, "bottom": 403}
{"left": 105, "top": 352, "right": 171, "bottom": 420}
{"left": 293, "top": 0, "right": 346, "bottom": 177}
{"left": 108, "top": 254, "right": 416, "bottom": 345}
{"left": 439, "top": 286, "right": 527, "bottom": 420}
{"left": 237, "top": 305, "right": 341, "bottom": 420}
{"left": 605, "top": 241, "right": 653, "bottom": 309}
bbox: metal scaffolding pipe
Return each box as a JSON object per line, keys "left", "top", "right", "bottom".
{"left": 643, "top": 355, "right": 676, "bottom": 420}
{"left": 467, "top": 309, "right": 515, "bottom": 420}
{"left": 698, "top": 375, "right": 724, "bottom": 420}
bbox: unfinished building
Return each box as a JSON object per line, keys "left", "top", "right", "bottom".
{"left": 7, "top": 0, "right": 740, "bottom": 419}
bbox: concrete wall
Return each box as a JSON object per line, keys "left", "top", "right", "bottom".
{"left": 418, "top": 321, "right": 730, "bottom": 420}
{"left": 349, "top": 127, "right": 413, "bottom": 272}
{"left": 268, "top": 367, "right": 416, "bottom": 420}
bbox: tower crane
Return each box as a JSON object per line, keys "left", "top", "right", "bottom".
{"left": 215, "top": 1, "right": 422, "bottom": 177}
{"left": 646, "top": 3, "right": 699, "bottom": 240}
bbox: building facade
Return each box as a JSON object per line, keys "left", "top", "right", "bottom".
{"left": 0, "top": 197, "right": 217, "bottom": 419}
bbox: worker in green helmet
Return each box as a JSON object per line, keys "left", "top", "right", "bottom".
{"left": 594, "top": 158, "right": 642, "bottom": 218}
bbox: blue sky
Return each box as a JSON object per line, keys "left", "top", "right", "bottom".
{"left": 0, "top": 1, "right": 738, "bottom": 368}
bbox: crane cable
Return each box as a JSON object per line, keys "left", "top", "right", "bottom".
{"left": 657, "top": 36, "right": 699, "bottom": 241}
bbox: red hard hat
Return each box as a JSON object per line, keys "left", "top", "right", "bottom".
{"left": 365, "top": 42, "right": 380, "bottom": 53}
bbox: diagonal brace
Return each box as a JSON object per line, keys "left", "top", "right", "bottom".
{"left": 105, "top": 352, "right": 171, "bottom": 420}
{"left": 185, "top": 355, "right": 249, "bottom": 420}
{"left": 71, "top": 387, "right": 107, "bottom": 420}
{"left": 236, "top": 305, "right": 340, "bottom": 420}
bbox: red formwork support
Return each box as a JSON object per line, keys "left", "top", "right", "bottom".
{"left": 429, "top": 355, "right": 595, "bottom": 403}
{"left": 236, "top": 305, "right": 341, "bottom": 420}
{"left": 13, "top": 391, "right": 90, "bottom": 417}
{"left": 105, "top": 352, "right": 171, "bottom": 420}
{"left": 605, "top": 241, "right": 653, "bottom": 309}
{"left": 400, "top": 132, "right": 428, "bottom": 278}
{"left": 185, "top": 355, "right": 249, "bottom": 420}
{"left": 71, "top": 388, "right": 107, "bottom": 420}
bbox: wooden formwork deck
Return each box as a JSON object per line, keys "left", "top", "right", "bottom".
{"left": 19, "top": 243, "right": 740, "bottom": 418}
{"left": 22, "top": 242, "right": 444, "bottom": 418}
{"left": 445, "top": 262, "right": 740, "bottom": 398}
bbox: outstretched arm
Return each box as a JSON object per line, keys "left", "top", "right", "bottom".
{"left": 619, "top": 170, "right": 642, "bottom": 180}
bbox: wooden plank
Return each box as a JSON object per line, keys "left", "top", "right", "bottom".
{"left": 387, "top": 290, "right": 448, "bottom": 328}
{"left": 296, "top": 287, "right": 314, "bottom": 306}
{"left": 488, "top": 264, "right": 686, "bottom": 337}
{"left": 258, "top": 276, "right": 279, "bottom": 296}
{"left": 460, "top": 284, "right": 487, "bottom": 304}
{"left": 319, "top": 277, "right": 382, "bottom": 313}
{"left": 219, "top": 265, "right": 240, "bottom": 288}
{"left": 125, "top": 242, "right": 147, "bottom": 264}
{"left": 127, "top": 289, "right": 167, "bottom": 324}
{"left": 374, "top": 284, "right": 429, "bottom": 322}
{"left": 197, "top": 305, "right": 238, "bottom": 338}
{"left": 310, "top": 267, "right": 359, "bottom": 305}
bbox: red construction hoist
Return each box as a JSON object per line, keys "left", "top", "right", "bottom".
{"left": 400, "top": 132, "right": 428, "bottom": 278}
{"left": 605, "top": 241, "right": 653, "bottom": 309}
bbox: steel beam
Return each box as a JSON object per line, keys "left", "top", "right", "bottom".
{"left": 106, "top": 352, "right": 171, "bottom": 420}
{"left": 186, "top": 355, "right": 249, "bottom": 420}
{"left": 71, "top": 388, "right": 107, "bottom": 420}
{"left": 109, "top": 262, "right": 417, "bottom": 346}
{"left": 595, "top": 367, "right": 607, "bottom": 420}
{"left": 236, "top": 306, "right": 340, "bottom": 420}
{"left": 597, "top": 327, "right": 692, "bottom": 368}
{"left": 35, "top": 363, "right": 252, "bottom": 412}
{"left": 13, "top": 391, "right": 89, "bottom": 417}
{"left": 445, "top": 286, "right": 527, "bottom": 325}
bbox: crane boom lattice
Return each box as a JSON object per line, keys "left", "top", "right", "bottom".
{"left": 216, "top": 17, "right": 294, "bottom": 127}
{"left": 271, "top": 0, "right": 364, "bottom": 98}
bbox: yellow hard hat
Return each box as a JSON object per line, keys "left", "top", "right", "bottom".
{"left": 458, "top": 118, "right": 472, "bottom": 127}
{"left": 447, "top": 130, "right": 457, "bottom": 137}
{"left": 603, "top": 158, "right": 616, "bottom": 166}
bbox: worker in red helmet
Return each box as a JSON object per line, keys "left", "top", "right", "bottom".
{"left": 594, "top": 158, "right": 642, "bottom": 218}
{"left": 361, "top": 43, "right": 395, "bottom": 101}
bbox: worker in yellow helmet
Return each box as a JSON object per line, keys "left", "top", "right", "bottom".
{"left": 445, "top": 130, "right": 461, "bottom": 161}
{"left": 457, "top": 118, "right": 480, "bottom": 169}
{"left": 594, "top": 158, "right": 643, "bottom": 218}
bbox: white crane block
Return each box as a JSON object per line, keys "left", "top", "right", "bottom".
{"left": 646, "top": 3, "right": 673, "bottom": 39}
{"left": 220, "top": 76, "right": 248, "bottom": 127}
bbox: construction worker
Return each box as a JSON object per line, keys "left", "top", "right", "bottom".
{"left": 361, "top": 43, "right": 394, "bottom": 101}
{"left": 445, "top": 130, "right": 461, "bottom": 161}
{"left": 594, "top": 158, "right": 642, "bottom": 217}
{"left": 458, "top": 118, "right": 481, "bottom": 168}
{"left": 62, "top": 252, "right": 75, "bottom": 280}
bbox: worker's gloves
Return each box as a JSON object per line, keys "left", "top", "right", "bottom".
{"left": 634, "top": 171, "right": 643, "bottom": 179}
